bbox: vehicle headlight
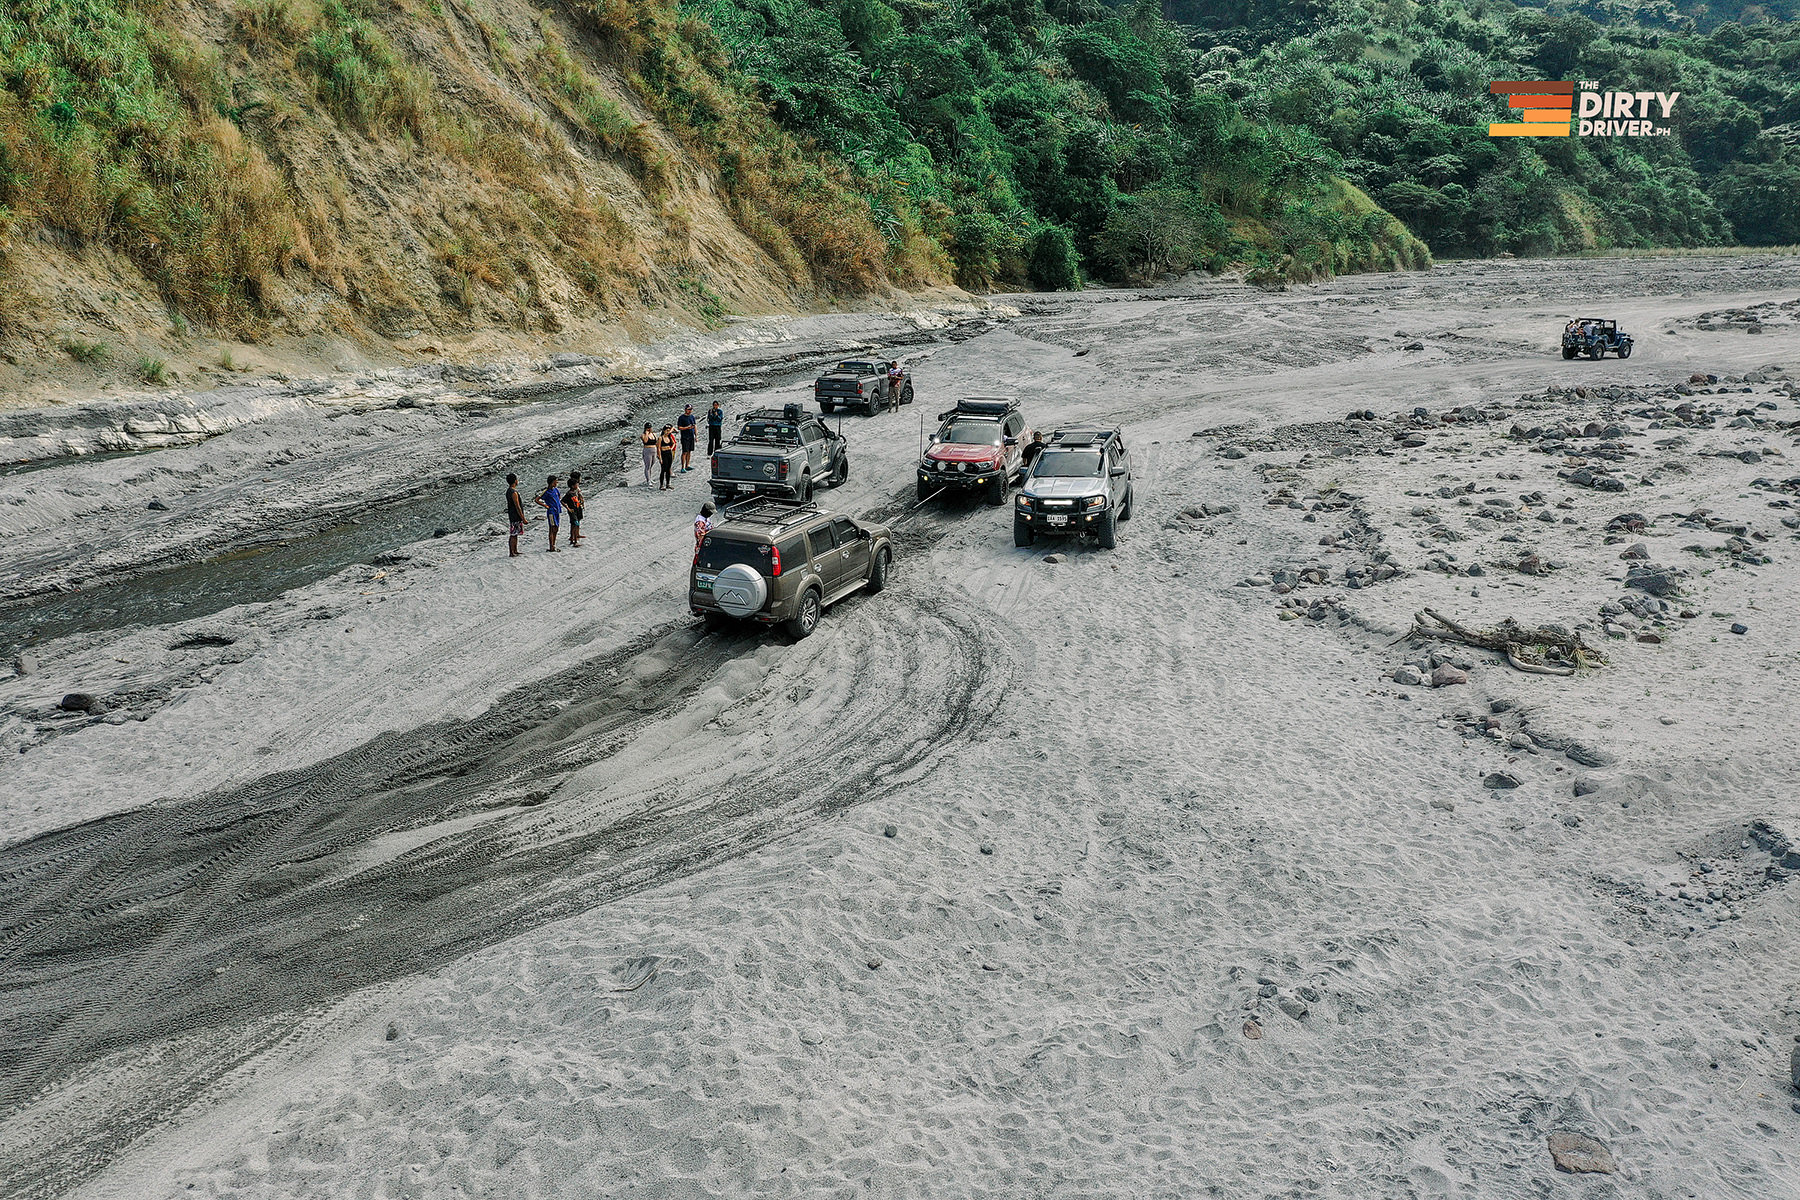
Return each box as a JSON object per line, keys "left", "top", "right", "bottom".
{"left": 936, "top": 460, "right": 948, "bottom": 472}
{"left": 1017, "top": 495, "right": 1032, "bottom": 507}
{"left": 1081, "top": 495, "right": 1106, "bottom": 509}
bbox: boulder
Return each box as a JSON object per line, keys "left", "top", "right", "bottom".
{"left": 1547, "top": 1132, "right": 1617, "bottom": 1175}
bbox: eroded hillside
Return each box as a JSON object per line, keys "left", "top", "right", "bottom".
{"left": 0, "top": 0, "right": 948, "bottom": 400}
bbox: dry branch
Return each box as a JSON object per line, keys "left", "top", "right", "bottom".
{"left": 1410, "top": 608, "right": 1603, "bottom": 676}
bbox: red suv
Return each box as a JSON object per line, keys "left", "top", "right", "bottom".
{"left": 916, "top": 397, "right": 1027, "bottom": 506}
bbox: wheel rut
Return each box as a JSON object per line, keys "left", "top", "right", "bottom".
{"left": 0, "top": 511, "right": 1025, "bottom": 1197}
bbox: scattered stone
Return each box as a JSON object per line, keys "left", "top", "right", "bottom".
{"left": 59, "top": 693, "right": 103, "bottom": 714}
{"left": 1277, "top": 996, "right": 1309, "bottom": 1020}
{"left": 1430, "top": 798, "right": 1456, "bottom": 812}
{"left": 1404, "top": 341, "right": 1425, "bottom": 351}
{"left": 432, "top": 527, "right": 450, "bottom": 538}
{"left": 385, "top": 1022, "right": 400, "bottom": 1042}
{"left": 1484, "top": 772, "right": 1521, "bottom": 789}
{"left": 1547, "top": 1131, "right": 1617, "bottom": 1175}
{"left": 1625, "top": 565, "right": 1684, "bottom": 597}
{"left": 979, "top": 841, "right": 995, "bottom": 855}
{"left": 1398, "top": 433, "right": 1427, "bottom": 448}
{"left": 1636, "top": 632, "right": 1662, "bottom": 644}
{"left": 1731, "top": 623, "right": 1749, "bottom": 635}
{"left": 882, "top": 824, "right": 898, "bottom": 838}
{"left": 1431, "top": 664, "right": 1468, "bottom": 687}
{"left": 1392, "top": 665, "right": 1425, "bottom": 687}
{"left": 1573, "top": 778, "right": 1601, "bottom": 797}
{"left": 1242, "top": 1019, "right": 1263, "bottom": 1040}
{"left": 866, "top": 956, "right": 883, "bottom": 970}
{"left": 1043, "top": 554, "right": 1065, "bottom": 564}
{"left": 1222, "top": 446, "right": 1247, "bottom": 460}
{"left": 146, "top": 498, "right": 169, "bottom": 511}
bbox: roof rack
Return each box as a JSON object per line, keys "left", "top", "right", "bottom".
{"left": 739, "top": 404, "right": 806, "bottom": 422}
{"left": 720, "top": 496, "right": 825, "bottom": 527}
{"left": 937, "top": 395, "right": 1018, "bottom": 422}
{"left": 1047, "top": 427, "right": 1118, "bottom": 448}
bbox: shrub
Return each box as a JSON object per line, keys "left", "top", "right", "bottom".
{"left": 1027, "top": 225, "right": 1082, "bottom": 291}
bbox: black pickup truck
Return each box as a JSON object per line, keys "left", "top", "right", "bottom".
{"left": 814, "top": 359, "right": 912, "bottom": 415}
{"left": 709, "top": 404, "right": 849, "bottom": 504}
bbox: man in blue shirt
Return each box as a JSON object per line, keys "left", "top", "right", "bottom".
{"left": 677, "top": 404, "right": 698, "bottom": 473}
{"left": 535, "top": 474, "right": 563, "bottom": 552}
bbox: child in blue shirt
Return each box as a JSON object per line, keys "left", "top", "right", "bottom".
{"left": 536, "top": 475, "right": 563, "bottom": 552}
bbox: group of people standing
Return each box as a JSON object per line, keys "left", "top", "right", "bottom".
{"left": 504, "top": 399, "right": 729, "bottom": 555}
{"left": 505, "top": 471, "right": 584, "bottom": 556}
{"left": 639, "top": 400, "right": 726, "bottom": 490}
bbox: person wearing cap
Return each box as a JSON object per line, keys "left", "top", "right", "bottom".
{"left": 693, "top": 501, "right": 715, "bottom": 552}
{"left": 677, "top": 404, "right": 698, "bottom": 472}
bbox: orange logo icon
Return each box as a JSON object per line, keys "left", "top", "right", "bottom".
{"left": 1488, "top": 81, "right": 1574, "bottom": 137}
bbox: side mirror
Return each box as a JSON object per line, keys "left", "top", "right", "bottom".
{"left": 857, "top": 527, "right": 871, "bottom": 540}
{"left": 1004, "top": 437, "right": 1018, "bottom": 446}
{"left": 1109, "top": 465, "right": 1127, "bottom": 477}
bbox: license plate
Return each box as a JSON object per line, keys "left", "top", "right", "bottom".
{"left": 737, "top": 483, "right": 754, "bottom": 493}
{"left": 1047, "top": 515, "right": 1068, "bottom": 526}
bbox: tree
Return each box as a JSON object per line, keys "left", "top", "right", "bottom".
{"left": 1027, "top": 224, "right": 1082, "bottom": 290}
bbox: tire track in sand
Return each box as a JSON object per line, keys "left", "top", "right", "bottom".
{"left": 0, "top": 577, "right": 1024, "bottom": 1199}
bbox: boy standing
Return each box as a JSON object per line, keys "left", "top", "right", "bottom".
{"left": 536, "top": 474, "right": 563, "bottom": 552}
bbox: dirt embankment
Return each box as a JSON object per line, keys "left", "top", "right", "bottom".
{"left": 0, "top": 0, "right": 949, "bottom": 409}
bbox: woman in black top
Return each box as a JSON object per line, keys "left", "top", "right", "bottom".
{"left": 658, "top": 426, "right": 676, "bottom": 490}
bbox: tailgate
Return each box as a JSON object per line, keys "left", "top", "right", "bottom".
{"left": 815, "top": 378, "right": 866, "bottom": 395}
{"left": 714, "top": 451, "right": 782, "bottom": 480}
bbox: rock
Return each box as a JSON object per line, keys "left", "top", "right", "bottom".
{"left": 1791, "top": 1044, "right": 1800, "bottom": 1090}
{"left": 1430, "top": 798, "right": 1456, "bottom": 812}
{"left": 1625, "top": 565, "right": 1683, "bottom": 597}
{"left": 1392, "top": 665, "right": 1425, "bottom": 687}
{"left": 1043, "top": 554, "right": 1064, "bottom": 564}
{"left": 1731, "top": 622, "right": 1749, "bottom": 635}
{"left": 1277, "top": 996, "right": 1308, "bottom": 1020}
{"left": 1573, "top": 778, "right": 1601, "bottom": 797}
{"left": 1403, "top": 341, "right": 1425, "bottom": 351}
{"left": 1222, "top": 446, "right": 1247, "bottom": 460}
{"left": 1547, "top": 1131, "right": 1617, "bottom": 1175}
{"left": 385, "top": 1022, "right": 400, "bottom": 1042}
{"left": 1619, "top": 543, "right": 1649, "bottom": 560}
{"left": 146, "top": 498, "right": 169, "bottom": 511}
{"left": 1398, "top": 433, "right": 1427, "bottom": 448}
{"left": 1241, "top": 1019, "right": 1263, "bottom": 1040}
{"left": 59, "top": 692, "right": 103, "bottom": 714}
{"left": 1431, "top": 664, "right": 1468, "bottom": 687}
{"left": 1484, "top": 771, "right": 1521, "bottom": 789}
{"left": 432, "top": 527, "right": 450, "bottom": 538}
{"left": 979, "top": 841, "right": 995, "bottom": 855}
{"left": 1564, "top": 742, "right": 1611, "bottom": 768}
{"left": 882, "top": 824, "right": 898, "bottom": 838}
{"left": 1636, "top": 632, "right": 1662, "bottom": 644}
{"left": 1516, "top": 553, "right": 1544, "bottom": 576}
{"left": 866, "top": 956, "right": 883, "bottom": 970}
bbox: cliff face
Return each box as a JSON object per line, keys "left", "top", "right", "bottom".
{"left": 0, "top": 0, "right": 947, "bottom": 399}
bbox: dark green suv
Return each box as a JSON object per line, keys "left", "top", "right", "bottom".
{"left": 690, "top": 499, "right": 894, "bottom": 638}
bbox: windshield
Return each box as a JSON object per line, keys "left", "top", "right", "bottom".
{"left": 738, "top": 420, "right": 798, "bottom": 443}
{"left": 696, "top": 536, "right": 774, "bottom": 575}
{"left": 938, "top": 422, "right": 1002, "bottom": 445}
{"left": 1031, "top": 449, "right": 1103, "bottom": 478}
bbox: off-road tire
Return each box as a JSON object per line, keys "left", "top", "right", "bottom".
{"left": 985, "top": 475, "right": 1007, "bottom": 506}
{"left": 1119, "top": 487, "right": 1133, "bottom": 521}
{"left": 833, "top": 455, "right": 850, "bottom": 486}
{"left": 901, "top": 384, "right": 913, "bottom": 405}
{"left": 1098, "top": 509, "right": 1118, "bottom": 549}
{"left": 801, "top": 476, "right": 814, "bottom": 503}
{"left": 1013, "top": 516, "right": 1034, "bottom": 547}
{"left": 866, "top": 548, "right": 890, "bottom": 594}
{"left": 917, "top": 478, "right": 933, "bottom": 503}
{"left": 1586, "top": 343, "right": 1602, "bottom": 360}
{"left": 784, "top": 588, "right": 822, "bottom": 639}
{"left": 1562, "top": 346, "right": 1576, "bottom": 359}
{"left": 1618, "top": 343, "right": 1632, "bottom": 359}
{"left": 702, "top": 611, "right": 733, "bottom": 632}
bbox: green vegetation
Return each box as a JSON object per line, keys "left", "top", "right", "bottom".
{"left": 136, "top": 353, "right": 168, "bottom": 383}
{"left": 58, "top": 336, "right": 108, "bottom": 363}
{"left": 685, "top": 0, "right": 1428, "bottom": 284}
{"left": 1177, "top": 0, "right": 1800, "bottom": 254}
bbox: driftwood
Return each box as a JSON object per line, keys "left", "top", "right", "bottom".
{"left": 1410, "top": 608, "right": 1604, "bottom": 676}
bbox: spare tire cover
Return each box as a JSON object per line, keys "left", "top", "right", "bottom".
{"left": 712, "top": 563, "right": 768, "bottom": 617}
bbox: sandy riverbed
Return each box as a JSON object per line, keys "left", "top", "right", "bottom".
{"left": 2, "top": 257, "right": 1799, "bottom": 1199}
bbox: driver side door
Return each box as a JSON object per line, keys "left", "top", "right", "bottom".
{"left": 830, "top": 517, "right": 870, "bottom": 592}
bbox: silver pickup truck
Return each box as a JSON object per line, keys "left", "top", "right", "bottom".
{"left": 814, "top": 359, "right": 912, "bottom": 415}
{"left": 709, "top": 405, "right": 850, "bottom": 505}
